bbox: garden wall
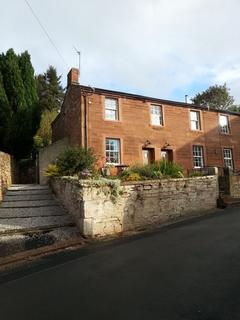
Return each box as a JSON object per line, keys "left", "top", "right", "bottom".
{"left": 39, "top": 138, "right": 68, "bottom": 184}
{"left": 50, "top": 175, "right": 218, "bottom": 237}
{"left": 0, "top": 152, "right": 12, "bottom": 201}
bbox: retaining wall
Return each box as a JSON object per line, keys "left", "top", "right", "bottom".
{"left": 0, "top": 152, "right": 12, "bottom": 201}
{"left": 50, "top": 176, "right": 219, "bottom": 237}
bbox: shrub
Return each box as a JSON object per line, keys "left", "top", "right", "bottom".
{"left": 56, "top": 147, "right": 97, "bottom": 176}
{"left": 188, "top": 170, "right": 203, "bottom": 177}
{"left": 44, "top": 164, "right": 60, "bottom": 177}
{"left": 120, "top": 160, "right": 184, "bottom": 180}
{"left": 121, "top": 171, "right": 141, "bottom": 181}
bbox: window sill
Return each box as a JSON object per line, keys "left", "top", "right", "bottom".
{"left": 219, "top": 132, "right": 231, "bottom": 136}
{"left": 150, "top": 124, "right": 165, "bottom": 129}
{"left": 104, "top": 119, "right": 122, "bottom": 123}
{"left": 190, "top": 129, "right": 203, "bottom": 133}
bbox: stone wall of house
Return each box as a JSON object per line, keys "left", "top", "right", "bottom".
{"left": 0, "top": 152, "right": 12, "bottom": 201}
{"left": 39, "top": 138, "right": 68, "bottom": 184}
{"left": 50, "top": 175, "right": 218, "bottom": 237}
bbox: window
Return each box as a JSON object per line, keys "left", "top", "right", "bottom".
{"left": 105, "top": 138, "right": 120, "bottom": 164}
{"left": 190, "top": 110, "right": 201, "bottom": 130}
{"left": 193, "top": 145, "right": 204, "bottom": 168}
{"left": 223, "top": 148, "right": 233, "bottom": 168}
{"left": 151, "top": 105, "right": 163, "bottom": 126}
{"left": 219, "top": 115, "right": 230, "bottom": 134}
{"left": 105, "top": 98, "right": 119, "bottom": 121}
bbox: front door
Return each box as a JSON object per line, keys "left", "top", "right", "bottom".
{"left": 143, "top": 149, "right": 150, "bottom": 165}
{"left": 161, "top": 149, "right": 173, "bottom": 162}
{"left": 142, "top": 149, "right": 154, "bottom": 165}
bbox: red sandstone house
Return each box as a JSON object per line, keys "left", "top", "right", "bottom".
{"left": 51, "top": 68, "right": 240, "bottom": 173}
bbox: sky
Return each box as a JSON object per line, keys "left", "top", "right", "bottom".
{"left": 1, "top": 0, "right": 240, "bottom": 103}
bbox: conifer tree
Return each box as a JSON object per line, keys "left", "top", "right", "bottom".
{"left": 0, "top": 71, "right": 11, "bottom": 150}
{"left": 0, "top": 49, "right": 40, "bottom": 159}
{"left": 36, "top": 65, "right": 64, "bottom": 112}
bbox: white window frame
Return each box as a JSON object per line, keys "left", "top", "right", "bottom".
{"left": 105, "top": 138, "right": 121, "bottom": 165}
{"left": 105, "top": 98, "right": 119, "bottom": 121}
{"left": 193, "top": 145, "right": 204, "bottom": 168}
{"left": 190, "top": 110, "right": 201, "bottom": 130}
{"left": 219, "top": 114, "right": 230, "bottom": 134}
{"left": 151, "top": 104, "right": 163, "bottom": 126}
{"left": 223, "top": 148, "right": 233, "bottom": 168}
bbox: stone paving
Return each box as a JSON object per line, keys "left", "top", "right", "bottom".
{"left": 0, "top": 184, "right": 81, "bottom": 257}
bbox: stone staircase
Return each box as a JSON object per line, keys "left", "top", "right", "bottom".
{"left": 0, "top": 184, "right": 81, "bottom": 258}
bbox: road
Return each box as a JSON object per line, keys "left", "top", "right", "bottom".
{"left": 1, "top": 208, "right": 240, "bottom": 320}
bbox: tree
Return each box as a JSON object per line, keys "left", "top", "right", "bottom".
{"left": 34, "top": 110, "right": 58, "bottom": 149}
{"left": 36, "top": 65, "right": 64, "bottom": 112}
{"left": 0, "top": 49, "right": 26, "bottom": 112}
{"left": 0, "top": 49, "right": 40, "bottom": 159}
{"left": 192, "top": 84, "right": 234, "bottom": 110}
{"left": 0, "top": 71, "right": 11, "bottom": 149}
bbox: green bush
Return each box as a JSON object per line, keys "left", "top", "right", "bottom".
{"left": 121, "top": 160, "right": 184, "bottom": 180}
{"left": 44, "top": 164, "right": 60, "bottom": 177}
{"left": 121, "top": 171, "right": 141, "bottom": 181}
{"left": 188, "top": 170, "right": 203, "bottom": 177}
{"left": 56, "top": 147, "right": 97, "bottom": 176}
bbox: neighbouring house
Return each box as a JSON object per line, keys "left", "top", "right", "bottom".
{"left": 51, "top": 68, "right": 240, "bottom": 174}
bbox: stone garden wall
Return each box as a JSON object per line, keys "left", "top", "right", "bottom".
{"left": 50, "top": 175, "right": 218, "bottom": 237}
{"left": 0, "top": 152, "right": 12, "bottom": 201}
{"left": 39, "top": 138, "right": 68, "bottom": 184}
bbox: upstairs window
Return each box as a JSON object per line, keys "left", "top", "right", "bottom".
{"left": 219, "top": 115, "right": 230, "bottom": 134}
{"left": 193, "top": 145, "right": 204, "bottom": 168}
{"left": 106, "top": 138, "right": 120, "bottom": 164}
{"left": 223, "top": 148, "right": 233, "bottom": 168}
{"left": 151, "top": 105, "right": 163, "bottom": 126}
{"left": 105, "top": 98, "right": 119, "bottom": 121}
{"left": 190, "top": 110, "right": 201, "bottom": 130}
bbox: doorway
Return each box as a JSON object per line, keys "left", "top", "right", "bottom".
{"left": 142, "top": 148, "right": 154, "bottom": 165}
{"left": 161, "top": 149, "right": 173, "bottom": 162}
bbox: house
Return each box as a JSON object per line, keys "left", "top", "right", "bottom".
{"left": 51, "top": 68, "right": 240, "bottom": 173}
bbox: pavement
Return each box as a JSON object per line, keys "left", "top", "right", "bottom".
{"left": 1, "top": 207, "right": 240, "bottom": 320}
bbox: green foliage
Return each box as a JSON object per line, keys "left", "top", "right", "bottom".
{"left": 192, "top": 84, "right": 234, "bottom": 110}
{"left": 56, "top": 147, "right": 97, "bottom": 176}
{"left": 36, "top": 65, "right": 64, "bottom": 112}
{"left": 121, "top": 172, "right": 141, "bottom": 182}
{"left": 18, "top": 51, "right": 38, "bottom": 107}
{"left": 188, "top": 170, "right": 203, "bottom": 177}
{"left": 44, "top": 164, "right": 60, "bottom": 177}
{"left": 121, "top": 160, "right": 184, "bottom": 180}
{"left": 0, "top": 49, "right": 26, "bottom": 111}
{"left": 34, "top": 110, "right": 58, "bottom": 149}
{"left": 228, "top": 105, "right": 240, "bottom": 112}
{"left": 0, "top": 49, "right": 40, "bottom": 159}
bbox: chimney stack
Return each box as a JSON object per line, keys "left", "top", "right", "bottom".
{"left": 67, "top": 68, "right": 79, "bottom": 87}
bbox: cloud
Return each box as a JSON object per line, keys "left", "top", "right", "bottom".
{"left": 1, "top": 0, "right": 240, "bottom": 102}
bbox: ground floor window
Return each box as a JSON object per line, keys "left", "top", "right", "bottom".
{"left": 105, "top": 138, "right": 120, "bottom": 164}
{"left": 193, "top": 145, "right": 204, "bottom": 168}
{"left": 223, "top": 148, "right": 233, "bottom": 168}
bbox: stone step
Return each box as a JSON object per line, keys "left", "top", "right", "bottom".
{"left": 8, "top": 185, "right": 49, "bottom": 191}
{"left": 0, "top": 199, "right": 58, "bottom": 208}
{"left": 6, "top": 189, "right": 52, "bottom": 196}
{"left": 0, "top": 226, "right": 81, "bottom": 258}
{"left": 0, "top": 215, "right": 75, "bottom": 236}
{"left": 3, "top": 194, "right": 53, "bottom": 201}
{"left": 0, "top": 206, "right": 67, "bottom": 218}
